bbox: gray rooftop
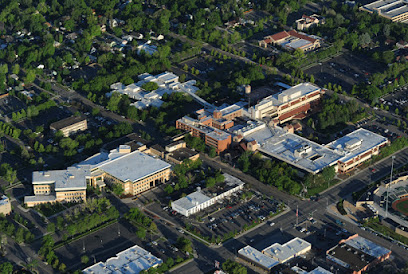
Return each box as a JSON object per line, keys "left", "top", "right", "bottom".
{"left": 24, "top": 195, "right": 57, "bottom": 203}
{"left": 262, "top": 237, "right": 311, "bottom": 263}
{"left": 326, "top": 128, "right": 388, "bottom": 163}
{"left": 238, "top": 245, "right": 280, "bottom": 269}
{"left": 362, "top": 0, "right": 408, "bottom": 18}
{"left": 254, "top": 83, "right": 320, "bottom": 109}
{"left": 95, "top": 151, "right": 171, "bottom": 183}
{"left": 178, "top": 116, "right": 231, "bottom": 141}
{"left": 83, "top": 244, "right": 162, "bottom": 274}
{"left": 171, "top": 191, "right": 211, "bottom": 211}
{"left": 245, "top": 126, "right": 342, "bottom": 174}
{"left": 344, "top": 235, "right": 391, "bottom": 258}
{"left": 32, "top": 166, "right": 90, "bottom": 191}
{"left": 49, "top": 116, "right": 86, "bottom": 131}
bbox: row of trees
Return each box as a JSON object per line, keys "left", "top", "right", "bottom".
{"left": 0, "top": 216, "right": 34, "bottom": 244}
{"left": 238, "top": 151, "right": 302, "bottom": 195}
{"left": 0, "top": 164, "right": 17, "bottom": 185}
{"left": 0, "top": 121, "right": 21, "bottom": 139}
{"left": 38, "top": 235, "right": 66, "bottom": 272}
{"left": 11, "top": 100, "right": 56, "bottom": 122}
{"left": 125, "top": 208, "right": 157, "bottom": 232}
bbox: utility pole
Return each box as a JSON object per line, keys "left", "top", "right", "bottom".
{"left": 386, "top": 156, "right": 395, "bottom": 218}
{"left": 296, "top": 205, "right": 299, "bottom": 227}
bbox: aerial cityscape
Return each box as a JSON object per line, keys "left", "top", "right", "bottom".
{"left": 0, "top": 0, "right": 408, "bottom": 273}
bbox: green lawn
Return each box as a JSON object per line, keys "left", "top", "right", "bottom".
{"left": 395, "top": 199, "right": 408, "bottom": 216}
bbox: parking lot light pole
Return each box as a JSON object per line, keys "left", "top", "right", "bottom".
{"left": 386, "top": 155, "right": 395, "bottom": 218}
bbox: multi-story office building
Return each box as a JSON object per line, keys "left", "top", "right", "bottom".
{"left": 360, "top": 0, "right": 408, "bottom": 23}
{"left": 176, "top": 116, "right": 232, "bottom": 153}
{"left": 50, "top": 116, "right": 87, "bottom": 137}
{"left": 326, "top": 128, "right": 389, "bottom": 173}
{"left": 296, "top": 14, "right": 324, "bottom": 30}
{"left": 24, "top": 167, "right": 90, "bottom": 207}
{"left": 249, "top": 83, "right": 322, "bottom": 123}
{"left": 92, "top": 150, "right": 171, "bottom": 196}
{"left": 25, "top": 146, "right": 172, "bottom": 207}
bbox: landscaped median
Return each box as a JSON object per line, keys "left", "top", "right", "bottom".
{"left": 363, "top": 217, "right": 408, "bottom": 246}
{"left": 53, "top": 219, "right": 118, "bottom": 250}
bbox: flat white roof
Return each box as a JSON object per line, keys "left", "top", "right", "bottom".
{"left": 245, "top": 126, "right": 342, "bottom": 174}
{"left": 96, "top": 150, "right": 171, "bottom": 183}
{"left": 262, "top": 237, "right": 311, "bottom": 262}
{"left": 326, "top": 128, "right": 388, "bottom": 163}
{"left": 83, "top": 244, "right": 162, "bottom": 274}
{"left": 172, "top": 191, "right": 211, "bottom": 211}
{"left": 254, "top": 83, "right": 320, "bottom": 110}
{"left": 238, "top": 245, "right": 280, "bottom": 269}
{"left": 344, "top": 235, "right": 391, "bottom": 258}
{"left": 32, "top": 167, "right": 90, "bottom": 191}
{"left": 283, "top": 38, "right": 312, "bottom": 50}
{"left": 24, "top": 195, "right": 57, "bottom": 203}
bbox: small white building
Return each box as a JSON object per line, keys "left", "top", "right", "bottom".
{"left": 262, "top": 237, "right": 312, "bottom": 263}
{"left": 171, "top": 174, "right": 244, "bottom": 216}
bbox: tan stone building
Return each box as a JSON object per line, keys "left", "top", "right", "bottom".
{"left": 24, "top": 167, "right": 90, "bottom": 207}
{"left": 50, "top": 116, "right": 88, "bottom": 137}
{"left": 90, "top": 149, "right": 171, "bottom": 196}
{"left": 0, "top": 195, "right": 11, "bottom": 215}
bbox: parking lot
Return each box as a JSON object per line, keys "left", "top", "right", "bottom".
{"left": 0, "top": 95, "right": 26, "bottom": 116}
{"left": 153, "top": 189, "right": 282, "bottom": 243}
{"left": 304, "top": 52, "right": 386, "bottom": 92}
{"left": 380, "top": 85, "right": 408, "bottom": 116}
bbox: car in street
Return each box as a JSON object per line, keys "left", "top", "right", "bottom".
{"left": 270, "top": 222, "right": 275, "bottom": 227}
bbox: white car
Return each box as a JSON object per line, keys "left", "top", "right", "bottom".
{"left": 270, "top": 222, "right": 275, "bottom": 227}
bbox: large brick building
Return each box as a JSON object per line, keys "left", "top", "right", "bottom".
{"left": 176, "top": 116, "right": 232, "bottom": 153}
{"left": 249, "top": 83, "right": 322, "bottom": 123}
{"left": 259, "top": 30, "right": 322, "bottom": 52}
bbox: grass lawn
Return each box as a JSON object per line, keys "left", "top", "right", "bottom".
{"left": 365, "top": 218, "right": 408, "bottom": 246}
{"left": 395, "top": 199, "right": 408, "bottom": 216}
{"left": 307, "top": 179, "right": 341, "bottom": 197}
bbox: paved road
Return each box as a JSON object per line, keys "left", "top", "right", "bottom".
{"left": 172, "top": 148, "right": 408, "bottom": 273}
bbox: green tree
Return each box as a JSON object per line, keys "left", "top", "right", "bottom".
{"left": 141, "top": 82, "right": 159, "bottom": 92}
{"left": 81, "top": 255, "right": 89, "bottom": 265}
{"left": 136, "top": 227, "right": 146, "bottom": 240}
{"left": 111, "top": 183, "right": 124, "bottom": 196}
{"left": 0, "top": 262, "right": 13, "bottom": 274}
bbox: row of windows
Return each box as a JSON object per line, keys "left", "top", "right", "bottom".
{"left": 35, "top": 191, "right": 50, "bottom": 194}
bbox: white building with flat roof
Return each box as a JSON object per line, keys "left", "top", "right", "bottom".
{"left": 249, "top": 83, "right": 322, "bottom": 123}
{"left": 262, "top": 237, "right": 312, "bottom": 263}
{"left": 24, "top": 166, "right": 91, "bottom": 207}
{"left": 108, "top": 72, "right": 198, "bottom": 110}
{"left": 238, "top": 245, "right": 280, "bottom": 271}
{"left": 83, "top": 244, "right": 162, "bottom": 274}
{"left": 326, "top": 128, "right": 389, "bottom": 173}
{"left": 245, "top": 126, "right": 388, "bottom": 174}
{"left": 245, "top": 126, "right": 342, "bottom": 174}
{"left": 360, "top": 0, "right": 408, "bottom": 23}
{"left": 171, "top": 174, "right": 244, "bottom": 216}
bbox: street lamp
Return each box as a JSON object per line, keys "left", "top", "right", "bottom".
{"left": 385, "top": 156, "right": 396, "bottom": 218}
